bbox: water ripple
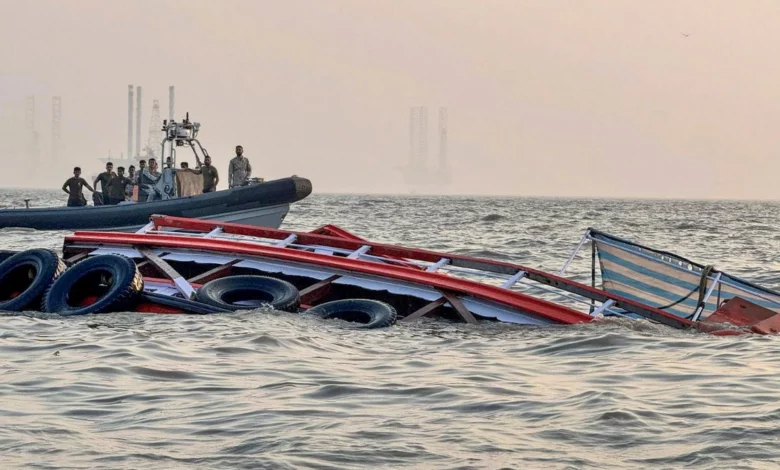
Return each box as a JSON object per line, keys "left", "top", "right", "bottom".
{"left": 1, "top": 192, "right": 780, "bottom": 468}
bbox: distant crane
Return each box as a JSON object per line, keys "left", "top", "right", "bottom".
{"left": 142, "top": 99, "right": 164, "bottom": 159}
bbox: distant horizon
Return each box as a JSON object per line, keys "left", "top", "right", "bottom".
{"left": 2, "top": 183, "right": 779, "bottom": 204}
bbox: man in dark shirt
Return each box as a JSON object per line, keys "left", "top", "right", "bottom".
{"left": 62, "top": 167, "right": 95, "bottom": 207}
{"left": 135, "top": 160, "right": 147, "bottom": 201}
{"left": 107, "top": 166, "right": 132, "bottom": 205}
{"left": 93, "top": 162, "right": 116, "bottom": 205}
{"left": 194, "top": 156, "right": 219, "bottom": 193}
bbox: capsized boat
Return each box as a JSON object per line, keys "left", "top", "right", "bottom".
{"left": 0, "top": 215, "right": 775, "bottom": 334}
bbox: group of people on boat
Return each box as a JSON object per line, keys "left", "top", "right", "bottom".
{"left": 62, "top": 145, "right": 253, "bottom": 207}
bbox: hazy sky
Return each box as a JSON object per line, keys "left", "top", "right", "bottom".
{"left": 1, "top": 0, "right": 779, "bottom": 198}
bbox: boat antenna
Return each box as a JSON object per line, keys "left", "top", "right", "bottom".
{"left": 160, "top": 112, "right": 203, "bottom": 168}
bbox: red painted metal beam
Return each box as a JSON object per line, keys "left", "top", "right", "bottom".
{"left": 309, "top": 224, "right": 367, "bottom": 240}
{"left": 65, "top": 232, "right": 593, "bottom": 325}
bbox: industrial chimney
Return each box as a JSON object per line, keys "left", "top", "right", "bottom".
{"left": 168, "top": 86, "right": 175, "bottom": 121}
{"left": 127, "top": 85, "right": 134, "bottom": 162}
{"left": 135, "top": 86, "right": 142, "bottom": 158}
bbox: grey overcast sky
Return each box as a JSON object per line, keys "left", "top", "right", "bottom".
{"left": 1, "top": 0, "right": 779, "bottom": 198}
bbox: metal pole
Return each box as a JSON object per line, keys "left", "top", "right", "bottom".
{"left": 691, "top": 272, "right": 722, "bottom": 322}
{"left": 559, "top": 230, "right": 590, "bottom": 276}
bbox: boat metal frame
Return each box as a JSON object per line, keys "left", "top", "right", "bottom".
{"left": 159, "top": 113, "right": 209, "bottom": 169}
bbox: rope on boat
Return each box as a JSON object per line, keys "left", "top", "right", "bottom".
{"left": 651, "top": 264, "right": 713, "bottom": 317}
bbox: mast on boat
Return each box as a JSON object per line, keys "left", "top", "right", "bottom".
{"left": 160, "top": 112, "right": 209, "bottom": 168}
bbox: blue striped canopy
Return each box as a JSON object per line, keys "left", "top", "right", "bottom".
{"left": 590, "top": 229, "right": 780, "bottom": 320}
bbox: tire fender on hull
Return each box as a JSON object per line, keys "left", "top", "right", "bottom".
{"left": 196, "top": 275, "right": 300, "bottom": 312}
{"left": 0, "top": 249, "right": 66, "bottom": 312}
{"left": 306, "top": 299, "right": 397, "bottom": 329}
{"left": 42, "top": 254, "right": 143, "bottom": 315}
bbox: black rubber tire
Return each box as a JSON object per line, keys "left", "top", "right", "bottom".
{"left": 141, "top": 292, "right": 232, "bottom": 315}
{"left": 0, "top": 249, "right": 66, "bottom": 312}
{"left": 0, "top": 251, "right": 18, "bottom": 264}
{"left": 306, "top": 299, "right": 397, "bottom": 329}
{"left": 196, "top": 275, "right": 300, "bottom": 312}
{"left": 42, "top": 254, "right": 143, "bottom": 316}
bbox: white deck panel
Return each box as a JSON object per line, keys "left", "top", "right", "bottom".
{"left": 86, "top": 247, "right": 551, "bottom": 325}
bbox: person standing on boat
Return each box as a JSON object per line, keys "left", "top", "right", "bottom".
{"left": 62, "top": 167, "right": 95, "bottom": 207}
{"left": 161, "top": 157, "right": 176, "bottom": 199}
{"left": 140, "top": 158, "right": 162, "bottom": 202}
{"left": 125, "top": 165, "right": 136, "bottom": 201}
{"left": 136, "top": 160, "right": 147, "bottom": 202}
{"left": 107, "top": 167, "right": 132, "bottom": 205}
{"left": 193, "top": 155, "right": 219, "bottom": 193}
{"left": 227, "top": 145, "right": 251, "bottom": 188}
{"left": 93, "top": 162, "right": 115, "bottom": 205}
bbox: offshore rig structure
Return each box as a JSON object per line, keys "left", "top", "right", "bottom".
{"left": 399, "top": 106, "right": 451, "bottom": 186}
{"left": 21, "top": 86, "right": 175, "bottom": 170}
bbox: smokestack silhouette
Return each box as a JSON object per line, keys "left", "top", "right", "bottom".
{"left": 135, "top": 86, "right": 142, "bottom": 158}
{"left": 168, "top": 86, "right": 175, "bottom": 121}
{"left": 127, "top": 85, "right": 133, "bottom": 160}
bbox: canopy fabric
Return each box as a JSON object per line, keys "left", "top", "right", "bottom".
{"left": 590, "top": 229, "right": 780, "bottom": 320}
{"left": 176, "top": 170, "right": 202, "bottom": 197}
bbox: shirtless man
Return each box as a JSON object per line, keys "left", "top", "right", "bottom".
{"left": 62, "top": 167, "right": 95, "bottom": 207}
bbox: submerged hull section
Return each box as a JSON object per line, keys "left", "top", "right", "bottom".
{"left": 62, "top": 215, "right": 610, "bottom": 327}
{"left": 0, "top": 176, "right": 312, "bottom": 231}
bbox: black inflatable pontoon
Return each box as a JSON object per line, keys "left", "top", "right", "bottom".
{"left": 0, "top": 176, "right": 312, "bottom": 231}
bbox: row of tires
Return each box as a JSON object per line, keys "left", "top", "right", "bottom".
{"left": 0, "top": 249, "right": 397, "bottom": 329}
